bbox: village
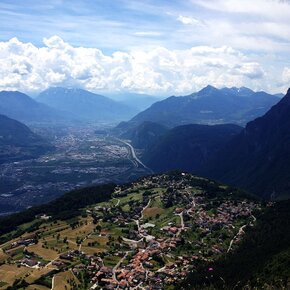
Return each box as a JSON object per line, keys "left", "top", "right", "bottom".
{"left": 0, "top": 173, "right": 261, "bottom": 289}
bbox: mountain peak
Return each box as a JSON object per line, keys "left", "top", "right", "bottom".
{"left": 220, "top": 86, "right": 254, "bottom": 96}
{"left": 198, "top": 85, "right": 218, "bottom": 95}
{"left": 37, "top": 87, "right": 136, "bottom": 121}
{"left": 277, "top": 87, "right": 290, "bottom": 105}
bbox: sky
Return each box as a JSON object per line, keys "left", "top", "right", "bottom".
{"left": 0, "top": 0, "right": 290, "bottom": 96}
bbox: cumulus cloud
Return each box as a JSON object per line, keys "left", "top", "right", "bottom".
{"left": 0, "top": 36, "right": 274, "bottom": 95}
{"left": 232, "top": 63, "right": 265, "bottom": 79}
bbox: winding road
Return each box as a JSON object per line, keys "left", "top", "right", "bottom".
{"left": 227, "top": 224, "right": 247, "bottom": 253}
{"left": 227, "top": 215, "right": 257, "bottom": 253}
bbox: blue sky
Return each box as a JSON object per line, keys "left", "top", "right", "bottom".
{"left": 0, "top": 0, "right": 205, "bottom": 51}
{"left": 0, "top": 0, "right": 290, "bottom": 95}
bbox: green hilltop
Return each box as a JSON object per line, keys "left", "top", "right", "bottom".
{"left": 0, "top": 172, "right": 267, "bottom": 290}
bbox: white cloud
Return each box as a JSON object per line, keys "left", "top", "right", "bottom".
{"left": 282, "top": 67, "right": 290, "bottom": 83}
{"left": 232, "top": 63, "right": 265, "bottom": 79}
{"left": 133, "top": 31, "right": 163, "bottom": 37}
{"left": 195, "top": 0, "right": 290, "bottom": 21}
{"left": 0, "top": 36, "right": 283, "bottom": 95}
{"left": 187, "top": 0, "right": 290, "bottom": 54}
{"left": 177, "top": 15, "right": 202, "bottom": 26}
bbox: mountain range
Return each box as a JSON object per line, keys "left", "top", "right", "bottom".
{"left": 0, "top": 91, "right": 71, "bottom": 124}
{"left": 117, "top": 85, "right": 280, "bottom": 131}
{"left": 37, "top": 87, "right": 136, "bottom": 122}
{"left": 130, "top": 88, "right": 290, "bottom": 199}
{"left": 0, "top": 86, "right": 281, "bottom": 127}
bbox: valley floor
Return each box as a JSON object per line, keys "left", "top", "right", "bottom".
{"left": 0, "top": 126, "right": 151, "bottom": 215}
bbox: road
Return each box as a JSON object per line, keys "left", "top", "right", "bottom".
{"left": 112, "top": 251, "right": 129, "bottom": 280}
{"left": 141, "top": 198, "right": 152, "bottom": 220}
{"left": 122, "top": 237, "right": 143, "bottom": 247}
{"left": 78, "top": 222, "right": 94, "bottom": 252}
{"left": 116, "top": 138, "right": 154, "bottom": 173}
{"left": 115, "top": 199, "right": 120, "bottom": 207}
{"left": 227, "top": 224, "right": 247, "bottom": 253}
{"left": 51, "top": 275, "right": 55, "bottom": 290}
{"left": 176, "top": 212, "right": 185, "bottom": 237}
{"left": 227, "top": 214, "right": 257, "bottom": 253}
{"left": 251, "top": 215, "right": 256, "bottom": 222}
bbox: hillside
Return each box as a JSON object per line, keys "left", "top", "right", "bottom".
{"left": 143, "top": 124, "right": 242, "bottom": 173}
{"left": 0, "top": 114, "right": 52, "bottom": 164}
{"left": 120, "top": 121, "right": 169, "bottom": 149}
{"left": 203, "top": 88, "right": 290, "bottom": 199}
{"left": 0, "top": 91, "right": 72, "bottom": 124}
{"left": 118, "top": 86, "right": 279, "bottom": 130}
{"left": 0, "top": 172, "right": 261, "bottom": 289}
{"left": 37, "top": 87, "right": 136, "bottom": 122}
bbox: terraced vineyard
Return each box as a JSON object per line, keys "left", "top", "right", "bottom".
{"left": 0, "top": 173, "right": 262, "bottom": 289}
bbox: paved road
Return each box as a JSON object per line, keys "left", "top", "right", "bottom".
{"left": 227, "top": 224, "right": 247, "bottom": 253}
{"left": 116, "top": 138, "right": 154, "bottom": 173}
{"left": 176, "top": 212, "right": 185, "bottom": 237}
{"left": 51, "top": 275, "right": 55, "bottom": 290}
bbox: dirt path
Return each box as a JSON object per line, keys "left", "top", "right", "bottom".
{"left": 78, "top": 230, "right": 94, "bottom": 252}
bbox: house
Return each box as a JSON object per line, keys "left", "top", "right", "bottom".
{"left": 21, "top": 258, "right": 38, "bottom": 267}
{"left": 52, "top": 260, "right": 66, "bottom": 268}
{"left": 60, "top": 253, "right": 73, "bottom": 261}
